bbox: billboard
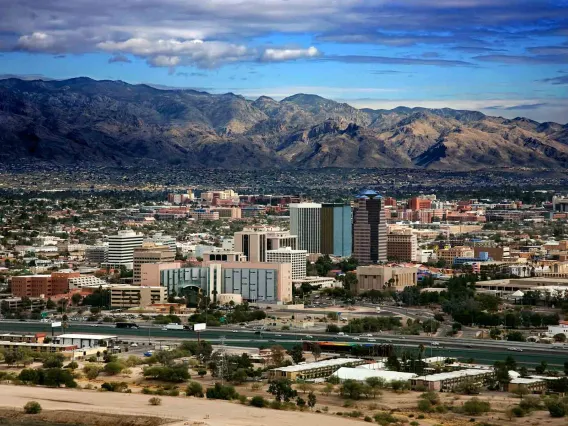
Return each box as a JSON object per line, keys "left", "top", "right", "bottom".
{"left": 193, "top": 323, "right": 206, "bottom": 332}
{"left": 51, "top": 321, "right": 62, "bottom": 328}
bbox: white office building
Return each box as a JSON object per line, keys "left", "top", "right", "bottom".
{"left": 290, "top": 203, "right": 322, "bottom": 254}
{"left": 105, "top": 231, "right": 144, "bottom": 269}
{"left": 267, "top": 247, "right": 307, "bottom": 280}
{"left": 145, "top": 233, "right": 176, "bottom": 251}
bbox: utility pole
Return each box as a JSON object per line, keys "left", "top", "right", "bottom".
{"left": 219, "top": 335, "right": 226, "bottom": 385}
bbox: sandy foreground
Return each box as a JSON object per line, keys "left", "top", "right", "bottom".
{"left": 0, "top": 384, "right": 361, "bottom": 426}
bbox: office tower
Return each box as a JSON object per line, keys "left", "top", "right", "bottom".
{"left": 266, "top": 247, "right": 307, "bottom": 280}
{"left": 387, "top": 230, "right": 418, "bottom": 262}
{"left": 234, "top": 226, "right": 297, "bottom": 262}
{"left": 106, "top": 230, "right": 144, "bottom": 269}
{"left": 85, "top": 246, "right": 108, "bottom": 264}
{"left": 133, "top": 243, "right": 176, "bottom": 285}
{"left": 352, "top": 190, "right": 387, "bottom": 265}
{"left": 321, "top": 203, "right": 352, "bottom": 257}
{"left": 289, "top": 203, "right": 322, "bottom": 254}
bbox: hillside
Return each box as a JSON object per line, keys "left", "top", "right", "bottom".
{"left": 0, "top": 77, "right": 567, "bottom": 169}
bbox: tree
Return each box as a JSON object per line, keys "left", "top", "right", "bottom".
{"left": 270, "top": 345, "right": 286, "bottom": 367}
{"left": 268, "top": 379, "right": 297, "bottom": 402}
{"left": 250, "top": 396, "right": 266, "bottom": 407}
{"left": 553, "top": 333, "right": 567, "bottom": 343}
{"left": 288, "top": 345, "right": 305, "bottom": 364}
{"left": 512, "top": 385, "right": 530, "bottom": 400}
{"left": 297, "top": 381, "right": 313, "bottom": 394}
{"left": 547, "top": 401, "right": 566, "bottom": 418}
{"left": 507, "top": 331, "right": 526, "bottom": 342}
{"left": 340, "top": 380, "right": 365, "bottom": 400}
{"left": 311, "top": 344, "right": 322, "bottom": 362}
{"left": 83, "top": 364, "right": 102, "bottom": 380}
{"left": 489, "top": 328, "right": 501, "bottom": 340}
{"left": 71, "top": 293, "right": 82, "bottom": 305}
{"left": 43, "top": 354, "right": 65, "bottom": 369}
{"left": 365, "top": 377, "right": 385, "bottom": 398}
{"left": 385, "top": 355, "right": 401, "bottom": 371}
{"left": 307, "top": 391, "right": 316, "bottom": 409}
{"left": 535, "top": 360, "right": 548, "bottom": 374}
{"left": 564, "top": 361, "right": 568, "bottom": 376}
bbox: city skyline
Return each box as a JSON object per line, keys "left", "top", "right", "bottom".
{"left": 0, "top": 1, "right": 567, "bottom": 122}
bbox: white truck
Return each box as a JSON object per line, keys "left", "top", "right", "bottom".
{"left": 376, "top": 307, "right": 381, "bottom": 313}
{"left": 162, "top": 323, "right": 184, "bottom": 330}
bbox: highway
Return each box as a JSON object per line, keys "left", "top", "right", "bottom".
{"left": 1, "top": 320, "right": 566, "bottom": 367}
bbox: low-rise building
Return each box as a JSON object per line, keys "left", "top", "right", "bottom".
{"left": 411, "top": 369, "right": 494, "bottom": 391}
{"left": 55, "top": 333, "right": 117, "bottom": 349}
{"left": 110, "top": 285, "right": 167, "bottom": 308}
{"left": 268, "top": 358, "right": 365, "bottom": 381}
{"left": 331, "top": 367, "right": 417, "bottom": 383}
{"left": 508, "top": 378, "right": 547, "bottom": 393}
{"left": 355, "top": 265, "right": 417, "bottom": 293}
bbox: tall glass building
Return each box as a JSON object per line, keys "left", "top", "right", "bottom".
{"left": 321, "top": 203, "right": 352, "bottom": 257}
{"left": 352, "top": 190, "right": 387, "bottom": 264}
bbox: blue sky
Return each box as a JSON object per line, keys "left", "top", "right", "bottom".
{"left": 1, "top": 0, "right": 568, "bottom": 122}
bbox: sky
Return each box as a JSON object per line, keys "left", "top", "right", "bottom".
{"left": 1, "top": 0, "right": 568, "bottom": 123}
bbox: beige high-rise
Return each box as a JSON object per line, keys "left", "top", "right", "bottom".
{"left": 133, "top": 244, "right": 176, "bottom": 285}
{"left": 234, "top": 226, "right": 297, "bottom": 262}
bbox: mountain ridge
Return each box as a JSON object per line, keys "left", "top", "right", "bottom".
{"left": 0, "top": 77, "right": 567, "bottom": 170}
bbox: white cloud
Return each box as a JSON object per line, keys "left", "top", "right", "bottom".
{"left": 17, "top": 32, "right": 59, "bottom": 52}
{"left": 262, "top": 46, "right": 320, "bottom": 61}
{"left": 148, "top": 55, "right": 181, "bottom": 67}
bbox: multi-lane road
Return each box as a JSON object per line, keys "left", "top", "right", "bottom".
{"left": 2, "top": 320, "right": 566, "bottom": 367}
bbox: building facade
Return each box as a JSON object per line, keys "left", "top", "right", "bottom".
{"left": 387, "top": 231, "right": 418, "bottom": 262}
{"left": 352, "top": 191, "right": 387, "bottom": 265}
{"left": 234, "top": 226, "right": 297, "bottom": 262}
{"left": 321, "top": 203, "right": 352, "bottom": 257}
{"left": 106, "top": 231, "right": 144, "bottom": 269}
{"left": 85, "top": 246, "right": 108, "bottom": 264}
{"left": 290, "top": 203, "right": 322, "bottom": 254}
{"left": 109, "top": 285, "right": 167, "bottom": 308}
{"left": 11, "top": 272, "right": 80, "bottom": 297}
{"left": 266, "top": 247, "right": 307, "bottom": 280}
{"left": 133, "top": 244, "right": 176, "bottom": 285}
{"left": 160, "top": 262, "right": 292, "bottom": 303}
{"left": 355, "top": 265, "right": 417, "bottom": 293}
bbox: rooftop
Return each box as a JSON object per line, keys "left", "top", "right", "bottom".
{"left": 414, "top": 369, "right": 493, "bottom": 382}
{"left": 332, "top": 367, "right": 417, "bottom": 382}
{"left": 272, "top": 358, "right": 364, "bottom": 373}
{"left": 56, "top": 334, "right": 117, "bottom": 340}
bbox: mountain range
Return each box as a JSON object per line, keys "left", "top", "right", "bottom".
{"left": 1, "top": 77, "right": 567, "bottom": 170}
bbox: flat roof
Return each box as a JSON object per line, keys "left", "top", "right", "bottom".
{"left": 57, "top": 334, "right": 117, "bottom": 340}
{"left": 414, "top": 369, "right": 493, "bottom": 382}
{"left": 0, "top": 341, "right": 73, "bottom": 348}
{"left": 510, "top": 378, "right": 545, "bottom": 384}
{"left": 332, "top": 367, "right": 417, "bottom": 382}
{"left": 272, "top": 358, "right": 364, "bottom": 373}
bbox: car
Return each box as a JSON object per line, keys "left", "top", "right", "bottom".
{"left": 386, "top": 339, "right": 393, "bottom": 343}
{"left": 143, "top": 351, "right": 154, "bottom": 357}
{"left": 305, "top": 335, "right": 313, "bottom": 339}
{"left": 365, "top": 334, "right": 373, "bottom": 337}
{"left": 130, "top": 343, "right": 138, "bottom": 347}
{"left": 232, "top": 330, "right": 238, "bottom": 333}
{"left": 353, "top": 337, "right": 360, "bottom": 341}
{"left": 368, "top": 338, "right": 376, "bottom": 342}
{"left": 432, "top": 342, "right": 440, "bottom": 346}
{"left": 268, "top": 339, "right": 276, "bottom": 343}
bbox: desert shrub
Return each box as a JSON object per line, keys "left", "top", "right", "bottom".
{"left": 365, "top": 416, "right": 373, "bottom": 422}
{"left": 346, "top": 410, "right": 362, "bottom": 418}
{"left": 104, "top": 362, "right": 124, "bottom": 376}
{"left": 206, "top": 383, "right": 238, "bottom": 400}
{"left": 417, "top": 414, "right": 425, "bottom": 419}
{"left": 374, "top": 412, "right": 398, "bottom": 426}
{"left": 186, "top": 381, "right": 204, "bottom": 397}
{"left": 510, "top": 406, "right": 525, "bottom": 417}
{"left": 143, "top": 365, "right": 189, "bottom": 382}
{"left": 270, "top": 400, "right": 282, "bottom": 410}
{"left": 148, "top": 397, "right": 162, "bottom": 406}
{"left": 23, "top": 401, "right": 42, "bottom": 414}
{"left": 250, "top": 396, "right": 266, "bottom": 407}
{"left": 410, "top": 422, "right": 419, "bottom": 426}
{"left": 65, "top": 361, "right": 79, "bottom": 370}
{"left": 101, "top": 382, "right": 129, "bottom": 392}
{"left": 418, "top": 399, "right": 433, "bottom": 412}
{"left": 547, "top": 401, "right": 566, "bottom": 418}
{"left": 238, "top": 395, "right": 247, "bottom": 404}
{"left": 462, "top": 398, "right": 491, "bottom": 416}
{"left": 519, "top": 396, "right": 543, "bottom": 411}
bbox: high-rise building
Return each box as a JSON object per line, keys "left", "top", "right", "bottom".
{"left": 266, "top": 247, "right": 307, "bottom": 280}
{"left": 234, "top": 226, "right": 297, "bottom": 262}
{"left": 133, "top": 243, "right": 176, "bottom": 285}
{"left": 289, "top": 203, "right": 322, "bottom": 254}
{"left": 352, "top": 190, "right": 387, "bottom": 265}
{"left": 387, "top": 231, "right": 418, "bottom": 262}
{"left": 409, "top": 197, "right": 432, "bottom": 211}
{"left": 321, "top": 203, "right": 352, "bottom": 257}
{"left": 106, "top": 231, "right": 144, "bottom": 269}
